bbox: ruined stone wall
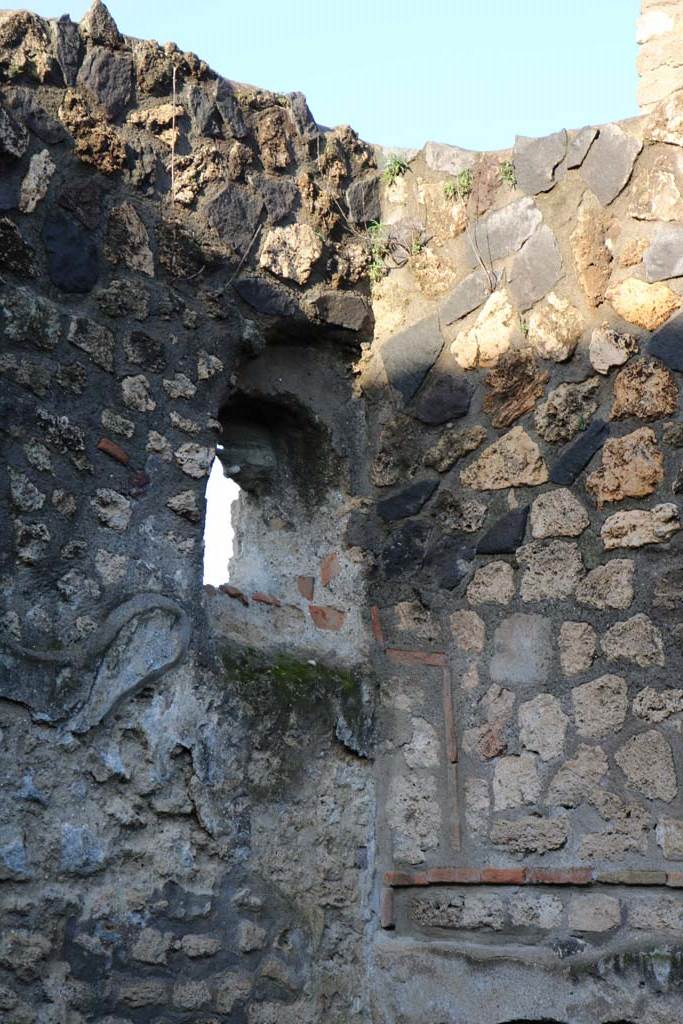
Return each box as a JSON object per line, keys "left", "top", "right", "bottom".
{"left": 1, "top": 1, "right": 683, "bottom": 1022}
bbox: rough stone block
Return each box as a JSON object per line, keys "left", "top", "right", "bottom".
{"left": 490, "top": 613, "right": 552, "bottom": 686}
{"left": 568, "top": 893, "right": 621, "bottom": 932}
{"left": 381, "top": 316, "right": 444, "bottom": 403}
{"left": 580, "top": 123, "right": 643, "bottom": 205}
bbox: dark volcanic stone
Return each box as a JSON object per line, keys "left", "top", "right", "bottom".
{"left": 7, "top": 89, "right": 68, "bottom": 143}
{"left": 377, "top": 479, "right": 438, "bottom": 522}
{"left": 513, "top": 130, "right": 567, "bottom": 195}
{"left": 0, "top": 103, "right": 28, "bottom": 161}
{"left": 77, "top": 47, "right": 134, "bottom": 119}
{"left": 53, "top": 17, "right": 83, "bottom": 87}
{"left": 580, "top": 124, "right": 642, "bottom": 206}
{"left": 381, "top": 316, "right": 444, "bottom": 403}
{"left": 42, "top": 210, "right": 99, "bottom": 293}
{"left": 647, "top": 311, "right": 683, "bottom": 372}
{"left": 508, "top": 224, "right": 563, "bottom": 311}
{"left": 288, "top": 91, "right": 317, "bottom": 138}
{"left": 311, "top": 290, "right": 370, "bottom": 332}
{"left": 233, "top": 276, "right": 300, "bottom": 318}
{"left": 0, "top": 217, "right": 35, "bottom": 276}
{"left": 423, "top": 533, "right": 476, "bottom": 590}
{"left": 380, "top": 520, "right": 430, "bottom": 579}
{"left": 346, "top": 175, "right": 381, "bottom": 225}
{"left": 185, "top": 84, "right": 223, "bottom": 138}
{"left": 203, "top": 185, "right": 264, "bottom": 255}
{"left": 439, "top": 269, "right": 495, "bottom": 326}
{"left": 477, "top": 506, "right": 529, "bottom": 554}
{"left": 58, "top": 179, "right": 104, "bottom": 230}
{"left": 124, "top": 330, "right": 166, "bottom": 372}
{"left": 215, "top": 78, "right": 247, "bottom": 139}
{"left": 550, "top": 419, "right": 609, "bottom": 485}
{"left": 411, "top": 366, "right": 472, "bottom": 424}
{"left": 566, "top": 126, "right": 598, "bottom": 169}
{"left": 250, "top": 173, "right": 299, "bottom": 223}
{"left": 345, "top": 509, "right": 383, "bottom": 553}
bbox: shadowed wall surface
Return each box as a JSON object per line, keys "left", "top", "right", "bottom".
{"left": 1, "top": 2, "right": 683, "bottom": 1022}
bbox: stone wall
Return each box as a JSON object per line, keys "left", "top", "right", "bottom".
{"left": 638, "top": 0, "right": 683, "bottom": 111}
{"left": 1, "top": 2, "right": 683, "bottom": 1022}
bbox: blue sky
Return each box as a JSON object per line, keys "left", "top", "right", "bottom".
{"left": 32, "top": 0, "right": 640, "bottom": 151}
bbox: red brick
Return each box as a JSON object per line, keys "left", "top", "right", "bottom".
{"left": 384, "top": 870, "right": 427, "bottom": 887}
{"left": 386, "top": 648, "right": 447, "bottom": 667}
{"left": 97, "top": 437, "right": 129, "bottom": 465}
{"left": 370, "top": 605, "right": 385, "bottom": 646}
{"left": 526, "top": 868, "right": 592, "bottom": 886}
{"left": 252, "top": 592, "right": 281, "bottom": 607}
{"left": 425, "top": 867, "right": 481, "bottom": 884}
{"left": 309, "top": 605, "right": 346, "bottom": 631}
{"left": 297, "top": 575, "right": 315, "bottom": 601}
{"left": 219, "top": 584, "right": 249, "bottom": 607}
{"left": 320, "top": 553, "right": 340, "bottom": 587}
{"left": 442, "top": 667, "right": 458, "bottom": 763}
{"left": 666, "top": 872, "right": 683, "bottom": 888}
{"left": 379, "top": 888, "right": 395, "bottom": 929}
{"left": 481, "top": 867, "right": 526, "bottom": 885}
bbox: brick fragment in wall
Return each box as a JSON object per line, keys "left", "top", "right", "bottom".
{"left": 386, "top": 649, "right": 447, "bottom": 667}
{"left": 97, "top": 437, "right": 129, "bottom": 465}
{"left": 297, "top": 575, "right": 315, "bottom": 601}
{"left": 309, "top": 605, "right": 346, "bottom": 631}
{"left": 320, "top": 553, "right": 340, "bottom": 587}
{"left": 252, "top": 592, "right": 281, "bottom": 607}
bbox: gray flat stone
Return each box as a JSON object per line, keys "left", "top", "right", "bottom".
{"left": 309, "top": 290, "right": 370, "bottom": 332}
{"left": 59, "top": 824, "right": 107, "bottom": 877}
{"left": 566, "top": 126, "right": 598, "bottom": 169}
{"left": 411, "top": 366, "right": 472, "bottom": 424}
{"left": 509, "top": 225, "right": 563, "bottom": 311}
{"left": 647, "top": 310, "right": 683, "bottom": 371}
{"left": 381, "top": 315, "right": 444, "bottom": 403}
{"left": 466, "top": 197, "right": 542, "bottom": 270}
{"left": 377, "top": 479, "right": 438, "bottom": 522}
{"left": 580, "top": 124, "right": 643, "bottom": 206}
{"left": 439, "top": 269, "right": 495, "bottom": 325}
{"left": 644, "top": 224, "right": 683, "bottom": 282}
{"left": 71, "top": 608, "right": 187, "bottom": 733}
{"left": 423, "top": 141, "right": 477, "bottom": 175}
{"left": 346, "top": 175, "right": 381, "bottom": 225}
{"left": 203, "top": 184, "right": 264, "bottom": 255}
{"left": 490, "top": 613, "right": 553, "bottom": 686}
{"left": 513, "top": 131, "right": 568, "bottom": 194}
{"left": 77, "top": 46, "right": 134, "bottom": 119}
{"left": 0, "top": 826, "right": 31, "bottom": 881}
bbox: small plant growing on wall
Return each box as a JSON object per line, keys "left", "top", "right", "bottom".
{"left": 500, "top": 159, "right": 517, "bottom": 188}
{"left": 382, "top": 154, "right": 410, "bottom": 186}
{"left": 443, "top": 168, "right": 473, "bottom": 203}
{"left": 367, "top": 220, "right": 390, "bottom": 282}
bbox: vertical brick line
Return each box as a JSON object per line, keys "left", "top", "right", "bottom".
{"left": 370, "top": 605, "right": 385, "bottom": 647}
{"left": 449, "top": 763, "right": 461, "bottom": 851}
{"left": 442, "top": 664, "right": 461, "bottom": 850}
{"left": 442, "top": 665, "right": 458, "bottom": 763}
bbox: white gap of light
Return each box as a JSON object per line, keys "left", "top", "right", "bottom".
{"left": 203, "top": 456, "right": 241, "bottom": 585}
